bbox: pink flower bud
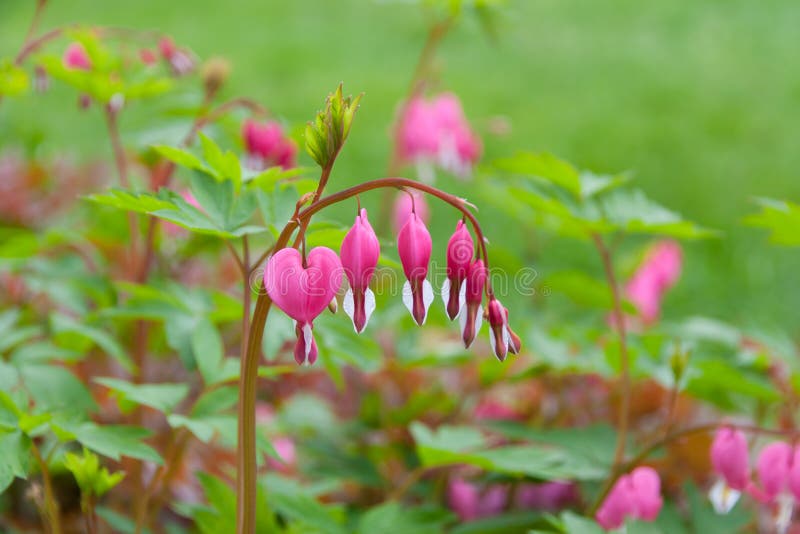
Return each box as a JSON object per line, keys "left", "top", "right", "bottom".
{"left": 596, "top": 467, "right": 662, "bottom": 530}
{"left": 264, "top": 247, "right": 342, "bottom": 365}
{"left": 711, "top": 427, "right": 750, "bottom": 491}
{"left": 757, "top": 442, "right": 793, "bottom": 500}
{"left": 461, "top": 260, "right": 486, "bottom": 348}
{"left": 158, "top": 37, "right": 177, "bottom": 59}
{"left": 140, "top": 48, "right": 157, "bottom": 65}
{"left": 63, "top": 42, "right": 92, "bottom": 71}
{"left": 397, "top": 211, "right": 433, "bottom": 326}
{"left": 392, "top": 191, "right": 429, "bottom": 234}
{"left": 504, "top": 307, "right": 522, "bottom": 355}
{"left": 158, "top": 37, "right": 194, "bottom": 76}
{"left": 625, "top": 240, "right": 683, "bottom": 325}
{"left": 441, "top": 220, "right": 474, "bottom": 320}
{"left": 242, "top": 120, "right": 297, "bottom": 171}
{"left": 340, "top": 208, "right": 380, "bottom": 333}
{"left": 630, "top": 467, "right": 663, "bottom": 521}
{"left": 487, "top": 297, "right": 510, "bottom": 361}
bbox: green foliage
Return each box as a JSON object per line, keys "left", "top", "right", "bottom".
{"left": 743, "top": 197, "right": 800, "bottom": 246}
{"left": 304, "top": 84, "right": 362, "bottom": 168}
{"left": 63, "top": 448, "right": 125, "bottom": 499}
{"left": 0, "top": 59, "right": 28, "bottom": 96}
{"left": 490, "top": 152, "right": 716, "bottom": 240}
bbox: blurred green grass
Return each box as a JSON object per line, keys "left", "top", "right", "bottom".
{"left": 1, "top": 0, "right": 799, "bottom": 332}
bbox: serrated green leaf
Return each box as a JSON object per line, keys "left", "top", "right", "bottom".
{"left": 0, "top": 431, "right": 31, "bottom": 492}
{"left": 743, "top": 197, "right": 800, "bottom": 246}
{"left": 191, "top": 319, "right": 225, "bottom": 385}
{"left": 58, "top": 421, "right": 162, "bottom": 464}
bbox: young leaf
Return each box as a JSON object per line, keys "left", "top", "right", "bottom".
{"left": 94, "top": 377, "right": 189, "bottom": 414}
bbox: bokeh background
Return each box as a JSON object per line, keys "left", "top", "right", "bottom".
{"left": 2, "top": 0, "right": 799, "bottom": 331}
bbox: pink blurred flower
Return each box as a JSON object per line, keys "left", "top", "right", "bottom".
{"left": 163, "top": 191, "right": 201, "bottom": 237}
{"left": 752, "top": 442, "right": 800, "bottom": 533}
{"left": 474, "top": 399, "right": 518, "bottom": 421}
{"left": 267, "top": 436, "right": 297, "bottom": 473}
{"left": 624, "top": 240, "right": 682, "bottom": 325}
{"left": 596, "top": 467, "right": 662, "bottom": 530}
{"left": 63, "top": 42, "right": 91, "bottom": 71}
{"left": 158, "top": 36, "right": 195, "bottom": 76}
{"left": 242, "top": 120, "right": 297, "bottom": 170}
{"left": 447, "top": 478, "right": 507, "bottom": 522}
{"left": 709, "top": 426, "right": 750, "bottom": 514}
{"left": 395, "top": 92, "right": 481, "bottom": 180}
{"left": 392, "top": 191, "right": 429, "bottom": 234}
{"left": 140, "top": 48, "right": 157, "bottom": 65}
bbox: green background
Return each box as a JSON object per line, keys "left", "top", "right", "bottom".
{"left": 1, "top": 0, "right": 798, "bottom": 332}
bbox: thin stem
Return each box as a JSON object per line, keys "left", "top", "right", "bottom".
{"left": 31, "top": 442, "right": 62, "bottom": 534}
{"left": 18, "top": 0, "right": 47, "bottom": 59}
{"left": 14, "top": 27, "right": 64, "bottom": 66}
{"left": 249, "top": 245, "right": 275, "bottom": 276}
{"left": 592, "top": 233, "right": 630, "bottom": 471}
{"left": 225, "top": 240, "right": 247, "bottom": 275}
{"left": 587, "top": 422, "right": 792, "bottom": 515}
{"left": 104, "top": 108, "right": 139, "bottom": 269}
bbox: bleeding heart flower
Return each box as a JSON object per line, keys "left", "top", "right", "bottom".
{"left": 394, "top": 92, "right": 481, "bottom": 180}
{"left": 392, "top": 190, "right": 429, "bottom": 234}
{"left": 624, "top": 240, "right": 683, "bottom": 325}
{"left": 264, "top": 247, "right": 342, "bottom": 365}
{"left": 596, "top": 466, "right": 662, "bottom": 531}
{"left": 158, "top": 36, "right": 195, "bottom": 76}
{"left": 441, "top": 220, "right": 474, "bottom": 320}
{"left": 63, "top": 42, "right": 92, "bottom": 71}
{"left": 487, "top": 297, "right": 511, "bottom": 361}
{"left": 709, "top": 426, "right": 750, "bottom": 514}
{"left": 397, "top": 210, "right": 433, "bottom": 325}
{"left": 242, "top": 120, "right": 297, "bottom": 171}
{"left": 340, "top": 208, "right": 380, "bottom": 333}
{"left": 754, "top": 442, "right": 800, "bottom": 534}
{"left": 461, "top": 260, "right": 486, "bottom": 348}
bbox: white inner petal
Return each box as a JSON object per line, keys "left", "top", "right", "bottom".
{"left": 421, "top": 279, "right": 434, "bottom": 325}
{"left": 709, "top": 479, "right": 741, "bottom": 515}
{"left": 301, "top": 323, "right": 314, "bottom": 365}
{"left": 363, "top": 288, "right": 376, "bottom": 331}
{"left": 402, "top": 280, "right": 414, "bottom": 319}
{"left": 440, "top": 278, "right": 451, "bottom": 314}
{"left": 775, "top": 493, "right": 794, "bottom": 534}
{"left": 343, "top": 288, "right": 355, "bottom": 325}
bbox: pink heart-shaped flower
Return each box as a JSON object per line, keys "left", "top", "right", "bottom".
{"left": 264, "top": 247, "right": 342, "bottom": 365}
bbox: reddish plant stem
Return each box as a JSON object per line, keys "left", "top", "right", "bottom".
{"left": 31, "top": 442, "right": 62, "bottom": 534}
{"left": 592, "top": 233, "right": 630, "bottom": 472}
{"left": 587, "top": 422, "right": 794, "bottom": 515}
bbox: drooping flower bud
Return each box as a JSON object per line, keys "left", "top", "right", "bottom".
{"left": 63, "top": 42, "right": 91, "bottom": 71}
{"left": 139, "top": 48, "right": 157, "bottom": 65}
{"left": 596, "top": 466, "right": 662, "bottom": 531}
{"left": 624, "top": 240, "right": 683, "bottom": 325}
{"left": 755, "top": 442, "right": 797, "bottom": 533}
{"left": 442, "top": 220, "right": 474, "bottom": 320}
{"left": 340, "top": 208, "right": 380, "bottom": 333}
{"left": 242, "top": 120, "right": 297, "bottom": 171}
{"left": 158, "top": 36, "right": 195, "bottom": 76}
{"left": 504, "top": 308, "right": 522, "bottom": 355}
{"left": 487, "top": 297, "right": 510, "bottom": 361}
{"left": 264, "top": 247, "right": 342, "bottom": 365}
{"left": 397, "top": 211, "right": 433, "bottom": 325}
{"left": 709, "top": 426, "right": 750, "bottom": 514}
{"left": 461, "top": 260, "right": 486, "bottom": 348}
{"left": 392, "top": 191, "right": 429, "bottom": 234}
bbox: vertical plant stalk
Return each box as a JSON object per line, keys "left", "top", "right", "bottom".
{"left": 82, "top": 494, "right": 97, "bottom": 534}
{"left": 104, "top": 108, "right": 140, "bottom": 269}
{"left": 31, "top": 443, "right": 62, "bottom": 534}
{"left": 592, "top": 233, "right": 630, "bottom": 470}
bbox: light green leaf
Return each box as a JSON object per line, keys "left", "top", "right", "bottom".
{"left": 743, "top": 197, "right": 800, "bottom": 246}
{"left": 58, "top": 421, "right": 162, "bottom": 464}
{"left": 495, "top": 152, "right": 581, "bottom": 197}
{"left": 94, "top": 377, "right": 189, "bottom": 414}
{"left": 191, "top": 319, "right": 225, "bottom": 385}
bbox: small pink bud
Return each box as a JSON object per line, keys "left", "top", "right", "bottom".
{"left": 63, "top": 42, "right": 91, "bottom": 71}
{"left": 140, "top": 48, "right": 157, "bottom": 65}
{"left": 242, "top": 120, "right": 297, "bottom": 171}
{"left": 397, "top": 211, "right": 433, "bottom": 325}
{"left": 461, "top": 260, "right": 486, "bottom": 348}
{"left": 757, "top": 442, "right": 793, "bottom": 500}
{"left": 392, "top": 191, "right": 429, "bottom": 234}
{"left": 711, "top": 427, "right": 750, "bottom": 491}
{"left": 487, "top": 297, "right": 510, "bottom": 361}
{"left": 504, "top": 308, "right": 522, "bottom": 355}
{"left": 264, "top": 247, "right": 343, "bottom": 365}
{"left": 78, "top": 93, "right": 92, "bottom": 110}
{"left": 442, "top": 220, "right": 474, "bottom": 320}
{"left": 630, "top": 467, "right": 663, "bottom": 521}
{"left": 340, "top": 208, "right": 381, "bottom": 333}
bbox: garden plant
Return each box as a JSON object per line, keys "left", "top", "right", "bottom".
{"left": 2, "top": 1, "right": 800, "bottom": 533}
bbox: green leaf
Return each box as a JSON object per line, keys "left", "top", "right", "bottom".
{"left": 546, "top": 271, "right": 636, "bottom": 312}
{"left": 495, "top": 152, "right": 581, "bottom": 198}
{"left": 268, "top": 491, "right": 348, "bottom": 534}
{"left": 410, "top": 422, "right": 487, "bottom": 467}
{"left": 19, "top": 364, "right": 96, "bottom": 415}
{"left": 96, "top": 506, "right": 151, "bottom": 534}
{"left": 199, "top": 133, "right": 242, "bottom": 189}
{"left": 451, "top": 511, "right": 549, "bottom": 534}
{"left": 63, "top": 448, "right": 125, "bottom": 498}
{"left": 304, "top": 84, "right": 362, "bottom": 168}
{"left": 358, "top": 502, "right": 454, "bottom": 534}
{"left": 743, "top": 197, "right": 800, "bottom": 246}
{"left": 152, "top": 145, "right": 210, "bottom": 174}
{"left": 191, "top": 319, "right": 225, "bottom": 385}
{"left": 50, "top": 312, "right": 134, "bottom": 372}
{"left": 58, "top": 421, "right": 162, "bottom": 464}
{"left": 94, "top": 377, "right": 189, "bottom": 414}
{"left": 0, "top": 60, "right": 29, "bottom": 96}
{"left": 0, "top": 430, "right": 31, "bottom": 492}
